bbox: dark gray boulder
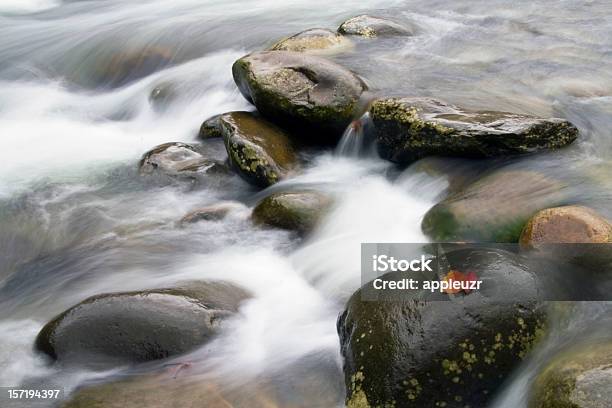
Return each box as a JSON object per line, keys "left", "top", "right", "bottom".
{"left": 232, "top": 51, "right": 367, "bottom": 140}
{"left": 338, "top": 248, "right": 547, "bottom": 408}
{"left": 35, "top": 281, "right": 250, "bottom": 365}
{"left": 369, "top": 97, "right": 578, "bottom": 164}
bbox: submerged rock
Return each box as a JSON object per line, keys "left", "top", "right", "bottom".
{"left": 198, "top": 114, "right": 224, "bottom": 140}
{"left": 35, "top": 281, "right": 250, "bottom": 365}
{"left": 92, "top": 47, "right": 173, "bottom": 88}
{"left": 369, "top": 97, "right": 579, "bottom": 164}
{"left": 520, "top": 205, "right": 612, "bottom": 247}
{"left": 268, "top": 28, "right": 351, "bottom": 53}
{"left": 179, "top": 202, "right": 246, "bottom": 225}
{"left": 139, "top": 142, "right": 228, "bottom": 182}
{"left": 529, "top": 342, "right": 612, "bottom": 408}
{"left": 338, "top": 248, "right": 546, "bottom": 408}
{"left": 220, "top": 111, "right": 298, "bottom": 187}
{"left": 252, "top": 191, "right": 332, "bottom": 234}
{"left": 422, "top": 170, "right": 568, "bottom": 242}
{"left": 232, "top": 51, "right": 367, "bottom": 140}
{"left": 338, "top": 15, "right": 415, "bottom": 37}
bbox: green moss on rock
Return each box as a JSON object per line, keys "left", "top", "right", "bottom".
{"left": 529, "top": 342, "right": 612, "bottom": 408}
{"left": 422, "top": 170, "right": 569, "bottom": 242}
{"left": 232, "top": 51, "right": 367, "bottom": 142}
{"left": 252, "top": 190, "right": 333, "bottom": 234}
{"left": 369, "top": 97, "right": 579, "bottom": 164}
{"left": 219, "top": 111, "right": 298, "bottom": 187}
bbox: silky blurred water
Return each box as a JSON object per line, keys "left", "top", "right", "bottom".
{"left": 0, "top": 0, "right": 611, "bottom": 406}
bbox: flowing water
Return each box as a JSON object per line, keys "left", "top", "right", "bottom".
{"left": 1, "top": 0, "right": 611, "bottom": 406}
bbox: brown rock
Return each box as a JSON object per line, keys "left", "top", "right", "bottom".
{"left": 520, "top": 205, "right": 612, "bottom": 248}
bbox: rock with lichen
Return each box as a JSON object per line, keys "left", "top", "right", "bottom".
{"left": 232, "top": 51, "right": 367, "bottom": 141}
{"left": 219, "top": 111, "right": 298, "bottom": 187}
{"left": 529, "top": 342, "right": 612, "bottom": 408}
{"left": 338, "top": 15, "right": 415, "bottom": 38}
{"left": 422, "top": 170, "right": 569, "bottom": 243}
{"left": 338, "top": 248, "right": 547, "bottom": 408}
{"left": 369, "top": 97, "right": 579, "bottom": 164}
{"left": 268, "top": 28, "right": 352, "bottom": 53}
{"left": 251, "top": 190, "right": 332, "bottom": 234}
{"left": 198, "top": 114, "right": 224, "bottom": 139}
{"left": 35, "top": 281, "right": 251, "bottom": 366}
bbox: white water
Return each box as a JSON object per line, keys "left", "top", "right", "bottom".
{"left": 0, "top": 0, "right": 611, "bottom": 406}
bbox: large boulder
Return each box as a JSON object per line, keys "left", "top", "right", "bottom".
{"left": 251, "top": 191, "right": 333, "bottom": 234}
{"left": 338, "top": 248, "right": 547, "bottom": 408}
{"left": 422, "top": 170, "right": 569, "bottom": 242}
{"left": 529, "top": 342, "right": 612, "bottom": 408}
{"left": 139, "top": 142, "right": 229, "bottom": 183}
{"left": 232, "top": 51, "right": 367, "bottom": 140}
{"left": 35, "top": 281, "right": 250, "bottom": 365}
{"left": 219, "top": 111, "right": 298, "bottom": 187}
{"left": 520, "top": 205, "right": 612, "bottom": 247}
{"left": 338, "top": 15, "right": 415, "bottom": 38}
{"left": 268, "top": 28, "right": 351, "bottom": 53}
{"left": 369, "top": 98, "right": 579, "bottom": 164}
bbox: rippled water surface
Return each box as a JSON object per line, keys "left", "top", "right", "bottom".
{"left": 1, "top": 0, "right": 611, "bottom": 407}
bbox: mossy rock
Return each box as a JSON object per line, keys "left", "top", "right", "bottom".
{"left": 35, "top": 281, "right": 250, "bottom": 365}
{"left": 338, "top": 15, "right": 415, "bottom": 38}
{"left": 219, "top": 111, "right": 298, "bottom": 187}
{"left": 139, "top": 142, "right": 229, "bottom": 183}
{"left": 268, "top": 28, "right": 352, "bottom": 53}
{"left": 198, "top": 114, "right": 224, "bottom": 139}
{"left": 369, "top": 97, "right": 579, "bottom": 164}
{"left": 520, "top": 205, "right": 612, "bottom": 247}
{"left": 422, "top": 170, "right": 569, "bottom": 243}
{"left": 232, "top": 51, "right": 367, "bottom": 141}
{"left": 529, "top": 342, "right": 612, "bottom": 408}
{"left": 338, "top": 248, "right": 547, "bottom": 408}
{"left": 252, "top": 191, "right": 332, "bottom": 234}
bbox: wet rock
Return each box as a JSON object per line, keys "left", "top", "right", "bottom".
{"left": 529, "top": 342, "right": 612, "bottom": 408}
{"left": 422, "top": 170, "right": 569, "bottom": 242}
{"left": 35, "top": 281, "right": 250, "bottom": 365}
{"left": 252, "top": 191, "right": 332, "bottom": 234}
{"left": 219, "top": 111, "right": 298, "bottom": 187}
{"left": 520, "top": 205, "right": 612, "bottom": 247}
{"left": 232, "top": 51, "right": 367, "bottom": 140}
{"left": 148, "top": 82, "right": 176, "bottom": 111}
{"left": 369, "top": 97, "right": 579, "bottom": 164}
{"left": 92, "top": 47, "right": 173, "bottom": 88}
{"left": 198, "top": 114, "right": 224, "bottom": 140}
{"left": 139, "top": 142, "right": 229, "bottom": 183}
{"left": 269, "top": 28, "right": 351, "bottom": 53}
{"left": 338, "top": 15, "right": 415, "bottom": 38}
{"left": 179, "top": 202, "right": 246, "bottom": 225}
{"left": 338, "top": 248, "right": 547, "bottom": 408}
